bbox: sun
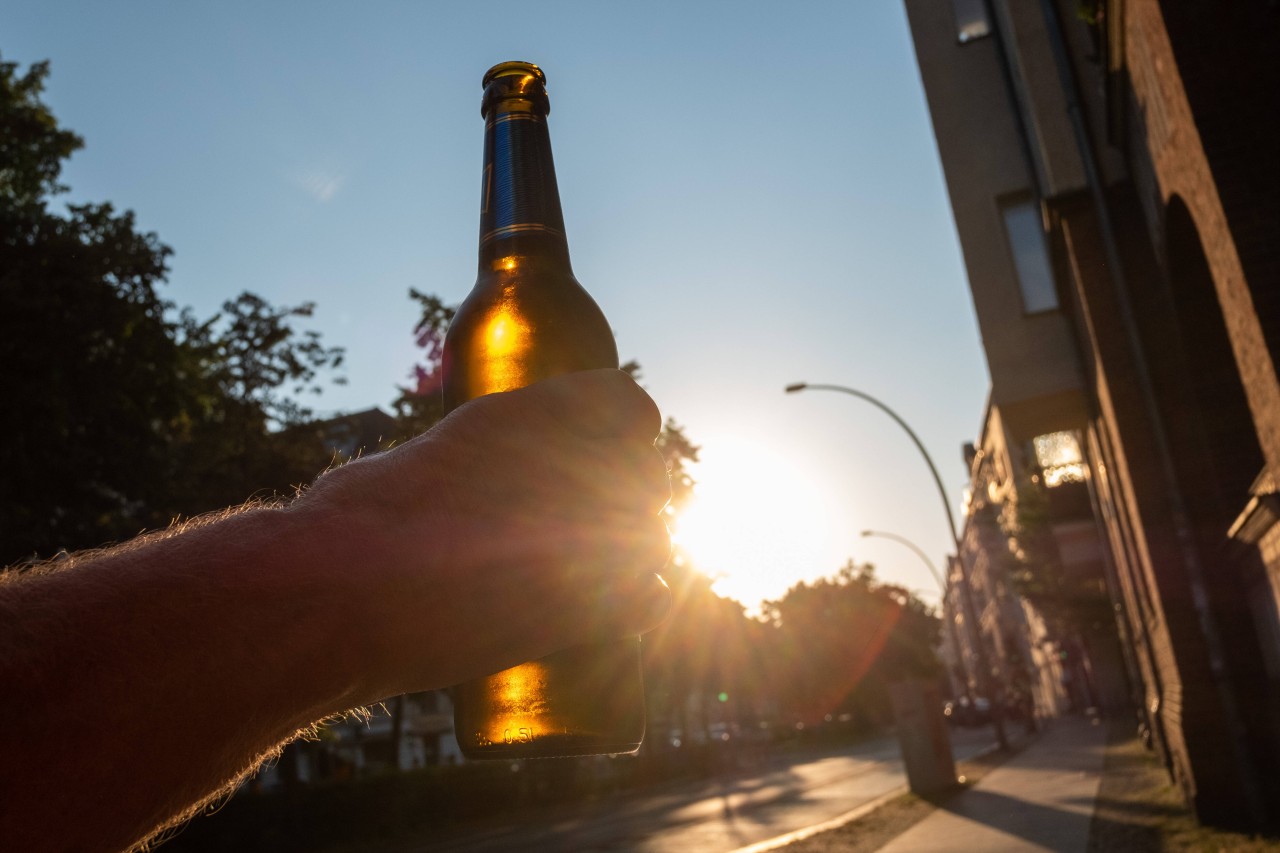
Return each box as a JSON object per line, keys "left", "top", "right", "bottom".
{"left": 669, "top": 433, "right": 843, "bottom": 611}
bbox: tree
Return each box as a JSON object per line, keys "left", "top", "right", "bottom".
{"left": 1000, "top": 480, "right": 1113, "bottom": 641}
{"left": 764, "top": 561, "right": 941, "bottom": 728}
{"left": 0, "top": 58, "right": 81, "bottom": 205}
{"left": 999, "top": 478, "right": 1116, "bottom": 711}
{"left": 167, "top": 293, "right": 345, "bottom": 517}
{"left": 620, "top": 360, "right": 700, "bottom": 524}
{"left": 389, "top": 289, "right": 454, "bottom": 441}
{"left": 0, "top": 55, "right": 343, "bottom": 566}
{"left": 2, "top": 56, "right": 181, "bottom": 561}
{"left": 641, "top": 558, "right": 777, "bottom": 754}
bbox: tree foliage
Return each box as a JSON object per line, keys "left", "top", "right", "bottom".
{"left": 178, "top": 293, "right": 345, "bottom": 428}
{"left": 764, "top": 561, "right": 941, "bottom": 726}
{"left": 620, "top": 359, "right": 700, "bottom": 519}
{"left": 164, "top": 294, "right": 345, "bottom": 517}
{"left": 641, "top": 556, "right": 942, "bottom": 750}
{"left": 0, "top": 55, "right": 342, "bottom": 565}
{"left": 390, "top": 288, "right": 454, "bottom": 441}
{"left": 0, "top": 58, "right": 82, "bottom": 205}
{"left": 1000, "top": 479, "right": 1114, "bottom": 641}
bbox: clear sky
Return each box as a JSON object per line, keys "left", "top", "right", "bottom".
{"left": 5, "top": 2, "right": 991, "bottom": 612}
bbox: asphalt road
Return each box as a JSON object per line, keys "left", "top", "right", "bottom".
{"left": 400, "top": 727, "right": 999, "bottom": 853}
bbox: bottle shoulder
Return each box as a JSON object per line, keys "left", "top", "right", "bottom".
{"left": 454, "top": 268, "right": 611, "bottom": 330}
{"left": 443, "top": 265, "right": 619, "bottom": 402}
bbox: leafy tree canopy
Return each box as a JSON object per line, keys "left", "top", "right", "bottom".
{"left": 1000, "top": 479, "right": 1114, "bottom": 639}
{"left": 0, "top": 54, "right": 342, "bottom": 566}
{"left": 764, "top": 561, "right": 942, "bottom": 725}
{"left": 0, "top": 57, "right": 82, "bottom": 206}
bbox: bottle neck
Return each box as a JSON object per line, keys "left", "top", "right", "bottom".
{"left": 477, "top": 102, "right": 571, "bottom": 270}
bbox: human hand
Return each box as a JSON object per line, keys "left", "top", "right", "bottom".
{"left": 294, "top": 369, "right": 672, "bottom": 702}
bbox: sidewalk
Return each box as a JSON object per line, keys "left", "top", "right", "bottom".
{"left": 874, "top": 716, "right": 1106, "bottom": 852}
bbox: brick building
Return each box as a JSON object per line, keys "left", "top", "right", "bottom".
{"left": 905, "top": 0, "right": 1280, "bottom": 828}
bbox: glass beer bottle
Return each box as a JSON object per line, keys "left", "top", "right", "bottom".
{"left": 441, "top": 61, "right": 645, "bottom": 759}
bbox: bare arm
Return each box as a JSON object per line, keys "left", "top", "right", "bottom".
{"left": 0, "top": 370, "right": 671, "bottom": 853}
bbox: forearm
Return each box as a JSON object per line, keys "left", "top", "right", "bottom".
{"left": 0, "top": 502, "right": 370, "bottom": 853}
{"left": 0, "top": 371, "right": 672, "bottom": 852}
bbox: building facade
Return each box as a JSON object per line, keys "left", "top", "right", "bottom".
{"left": 953, "top": 402, "right": 1128, "bottom": 723}
{"left": 905, "top": 0, "right": 1280, "bottom": 828}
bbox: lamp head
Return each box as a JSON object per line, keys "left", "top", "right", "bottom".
{"left": 784, "top": 382, "right": 808, "bottom": 394}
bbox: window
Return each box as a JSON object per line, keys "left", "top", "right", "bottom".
{"left": 1001, "top": 196, "right": 1059, "bottom": 313}
{"left": 953, "top": 0, "right": 992, "bottom": 43}
{"left": 1033, "top": 431, "right": 1086, "bottom": 487}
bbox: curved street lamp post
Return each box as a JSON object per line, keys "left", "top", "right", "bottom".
{"left": 860, "top": 529, "right": 945, "bottom": 590}
{"left": 786, "top": 381, "right": 1009, "bottom": 749}
{"left": 860, "top": 529, "right": 970, "bottom": 705}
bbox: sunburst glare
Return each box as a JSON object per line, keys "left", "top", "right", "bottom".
{"left": 669, "top": 434, "right": 843, "bottom": 612}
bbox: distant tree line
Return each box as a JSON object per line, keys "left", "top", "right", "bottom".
{"left": 644, "top": 557, "right": 942, "bottom": 752}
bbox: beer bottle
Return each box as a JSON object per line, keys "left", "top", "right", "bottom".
{"left": 441, "top": 61, "right": 645, "bottom": 759}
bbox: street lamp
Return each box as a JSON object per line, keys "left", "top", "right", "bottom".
{"left": 786, "top": 381, "right": 1009, "bottom": 749}
{"left": 860, "top": 529, "right": 945, "bottom": 591}
{"left": 860, "top": 529, "right": 969, "bottom": 703}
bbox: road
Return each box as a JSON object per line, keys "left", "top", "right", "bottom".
{"left": 400, "top": 727, "right": 999, "bottom": 853}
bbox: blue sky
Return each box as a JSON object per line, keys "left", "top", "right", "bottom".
{"left": 5, "top": 2, "right": 991, "bottom": 610}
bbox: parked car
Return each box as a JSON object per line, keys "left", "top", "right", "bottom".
{"left": 943, "top": 696, "right": 992, "bottom": 727}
